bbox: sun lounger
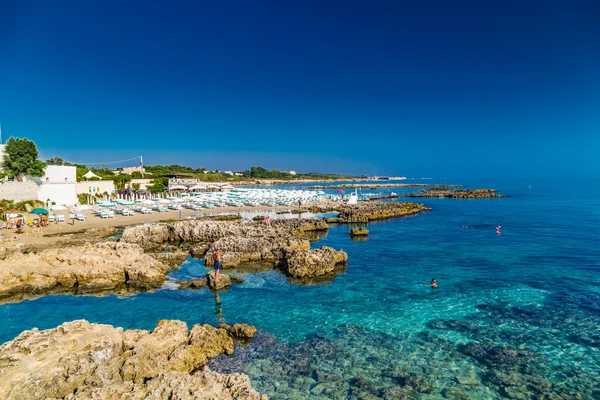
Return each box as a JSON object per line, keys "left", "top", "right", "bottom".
{"left": 76, "top": 214, "right": 86, "bottom": 221}
{"left": 57, "top": 215, "right": 65, "bottom": 223}
{"left": 107, "top": 211, "right": 115, "bottom": 218}
{"left": 49, "top": 215, "right": 56, "bottom": 223}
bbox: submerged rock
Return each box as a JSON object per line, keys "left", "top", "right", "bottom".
{"left": 0, "top": 242, "right": 170, "bottom": 304}
{"left": 0, "top": 319, "right": 266, "bottom": 399}
{"left": 177, "top": 277, "right": 208, "bottom": 289}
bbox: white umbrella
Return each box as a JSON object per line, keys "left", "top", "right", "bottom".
{"left": 159, "top": 199, "right": 170, "bottom": 204}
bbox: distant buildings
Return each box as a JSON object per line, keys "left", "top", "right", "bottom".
{"left": 113, "top": 166, "right": 145, "bottom": 176}
{"left": 289, "top": 170, "right": 297, "bottom": 175}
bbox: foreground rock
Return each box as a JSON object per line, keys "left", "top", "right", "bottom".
{"left": 282, "top": 246, "right": 348, "bottom": 278}
{"left": 406, "top": 188, "right": 504, "bottom": 198}
{"left": 0, "top": 242, "right": 170, "bottom": 304}
{"left": 0, "top": 319, "right": 266, "bottom": 400}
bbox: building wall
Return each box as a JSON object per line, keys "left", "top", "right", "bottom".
{"left": 40, "top": 165, "right": 77, "bottom": 183}
{"left": 0, "top": 181, "right": 39, "bottom": 202}
{"left": 76, "top": 180, "right": 115, "bottom": 195}
{"left": 38, "top": 183, "right": 77, "bottom": 206}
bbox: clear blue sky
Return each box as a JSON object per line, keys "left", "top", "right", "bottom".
{"left": 1, "top": 0, "right": 599, "bottom": 178}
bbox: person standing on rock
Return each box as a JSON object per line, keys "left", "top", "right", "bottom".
{"left": 214, "top": 249, "right": 221, "bottom": 281}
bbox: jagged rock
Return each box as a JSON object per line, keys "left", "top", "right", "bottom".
{"left": 0, "top": 320, "right": 267, "bottom": 400}
{"left": 282, "top": 246, "right": 348, "bottom": 278}
{"left": 178, "top": 277, "right": 208, "bottom": 289}
{"left": 0, "top": 242, "right": 170, "bottom": 304}
{"left": 207, "top": 272, "right": 232, "bottom": 290}
{"left": 230, "top": 275, "right": 245, "bottom": 284}
{"left": 350, "top": 227, "right": 369, "bottom": 236}
{"left": 218, "top": 323, "right": 257, "bottom": 340}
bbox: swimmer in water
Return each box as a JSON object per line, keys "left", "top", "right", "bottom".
{"left": 431, "top": 279, "right": 437, "bottom": 288}
{"left": 496, "top": 225, "right": 501, "bottom": 234}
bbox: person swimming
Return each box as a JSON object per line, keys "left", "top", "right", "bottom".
{"left": 431, "top": 279, "right": 437, "bottom": 288}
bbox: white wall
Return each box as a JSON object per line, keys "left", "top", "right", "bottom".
{"left": 41, "top": 165, "right": 76, "bottom": 183}
{"left": 77, "top": 180, "right": 115, "bottom": 195}
{"left": 38, "top": 183, "right": 77, "bottom": 206}
{"left": 0, "top": 181, "right": 39, "bottom": 202}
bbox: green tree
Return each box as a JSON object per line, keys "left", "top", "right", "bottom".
{"left": 1, "top": 137, "right": 46, "bottom": 180}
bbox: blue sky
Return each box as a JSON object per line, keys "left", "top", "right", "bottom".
{"left": 1, "top": 0, "right": 599, "bottom": 177}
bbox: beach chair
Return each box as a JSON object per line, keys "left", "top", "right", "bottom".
{"left": 107, "top": 211, "right": 115, "bottom": 218}
{"left": 99, "top": 211, "right": 108, "bottom": 219}
{"left": 49, "top": 215, "right": 56, "bottom": 223}
{"left": 57, "top": 215, "right": 65, "bottom": 223}
{"left": 76, "top": 214, "right": 86, "bottom": 221}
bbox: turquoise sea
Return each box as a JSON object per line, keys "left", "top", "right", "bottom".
{"left": 2, "top": 178, "right": 599, "bottom": 399}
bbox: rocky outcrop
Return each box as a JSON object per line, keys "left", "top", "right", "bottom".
{"left": 311, "top": 201, "right": 430, "bottom": 223}
{"left": 406, "top": 188, "right": 504, "bottom": 198}
{"left": 177, "top": 277, "right": 208, "bottom": 289}
{"left": 205, "top": 236, "right": 310, "bottom": 268}
{"left": 121, "top": 219, "right": 327, "bottom": 249}
{"left": 349, "top": 227, "right": 369, "bottom": 237}
{"left": 0, "top": 319, "right": 266, "bottom": 400}
{"left": 282, "top": 246, "right": 348, "bottom": 278}
{"left": 0, "top": 242, "right": 170, "bottom": 304}
{"left": 207, "top": 271, "right": 233, "bottom": 290}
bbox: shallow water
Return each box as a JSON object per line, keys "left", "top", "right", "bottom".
{"left": 2, "top": 178, "right": 600, "bottom": 399}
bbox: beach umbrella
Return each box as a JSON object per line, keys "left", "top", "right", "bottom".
{"left": 30, "top": 208, "right": 49, "bottom": 215}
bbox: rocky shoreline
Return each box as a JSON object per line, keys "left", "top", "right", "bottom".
{"left": 0, "top": 242, "right": 170, "bottom": 305}
{"left": 307, "top": 183, "right": 460, "bottom": 189}
{"left": 310, "top": 201, "right": 431, "bottom": 223}
{"left": 0, "top": 201, "right": 431, "bottom": 304}
{"left": 405, "top": 188, "right": 505, "bottom": 198}
{"left": 0, "top": 319, "right": 267, "bottom": 399}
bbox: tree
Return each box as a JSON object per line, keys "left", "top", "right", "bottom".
{"left": 1, "top": 137, "right": 46, "bottom": 180}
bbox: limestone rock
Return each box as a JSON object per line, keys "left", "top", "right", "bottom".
{"left": 282, "top": 246, "right": 348, "bottom": 278}
{"left": 0, "top": 242, "right": 170, "bottom": 304}
{"left": 177, "top": 277, "right": 208, "bottom": 289}
{"left": 406, "top": 188, "right": 504, "bottom": 198}
{"left": 350, "top": 227, "right": 369, "bottom": 236}
{"left": 207, "top": 271, "right": 232, "bottom": 290}
{"left": 0, "top": 319, "right": 266, "bottom": 400}
{"left": 310, "top": 201, "right": 430, "bottom": 223}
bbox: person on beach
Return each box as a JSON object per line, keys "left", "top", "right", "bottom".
{"left": 214, "top": 249, "right": 221, "bottom": 281}
{"left": 264, "top": 215, "right": 271, "bottom": 229}
{"left": 431, "top": 279, "right": 437, "bottom": 288}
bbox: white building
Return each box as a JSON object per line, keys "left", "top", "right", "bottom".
{"left": 36, "top": 165, "right": 78, "bottom": 206}
{"left": 289, "top": 170, "right": 297, "bottom": 175}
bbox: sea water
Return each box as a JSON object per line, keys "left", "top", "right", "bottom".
{"left": 1, "top": 178, "right": 599, "bottom": 399}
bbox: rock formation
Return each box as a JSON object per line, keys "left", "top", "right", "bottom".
{"left": 0, "top": 242, "right": 170, "bottom": 304}
{"left": 0, "top": 319, "right": 266, "bottom": 400}
{"left": 310, "top": 201, "right": 430, "bottom": 223}
{"left": 349, "top": 227, "right": 369, "bottom": 237}
{"left": 207, "top": 271, "right": 232, "bottom": 290}
{"left": 405, "top": 188, "right": 504, "bottom": 198}
{"left": 282, "top": 246, "right": 348, "bottom": 278}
